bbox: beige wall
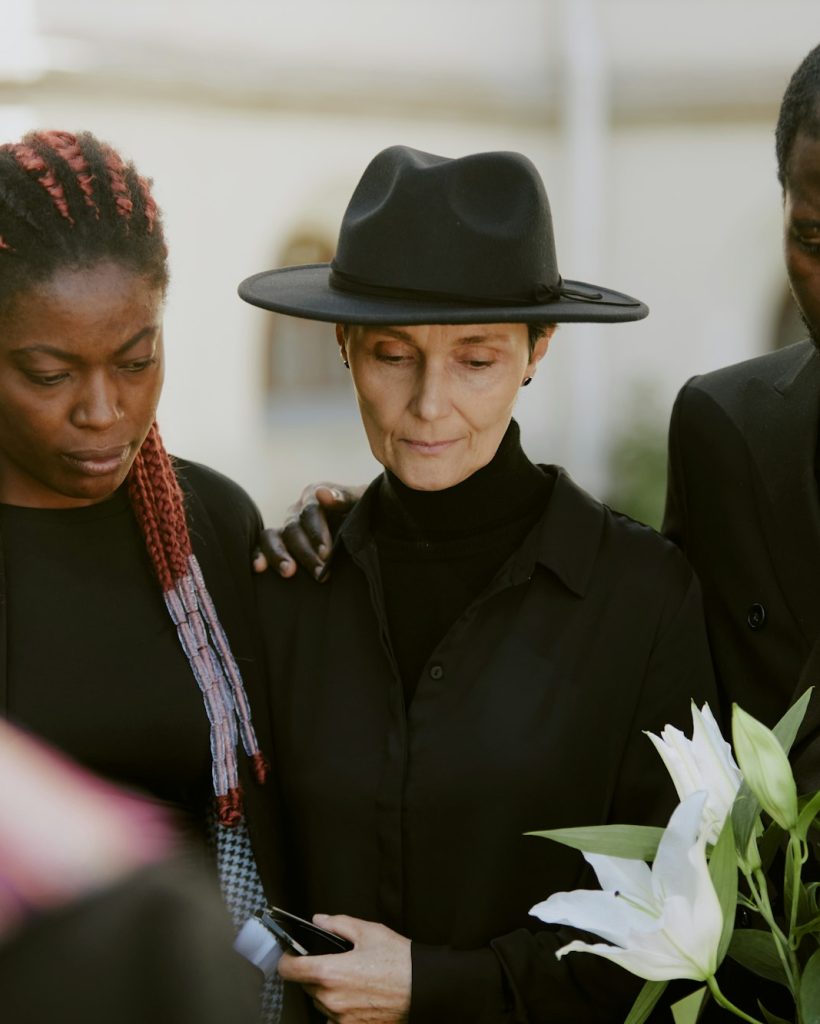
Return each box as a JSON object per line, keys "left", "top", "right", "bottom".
{"left": 2, "top": 0, "right": 819, "bottom": 520}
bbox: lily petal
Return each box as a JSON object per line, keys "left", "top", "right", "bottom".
{"left": 531, "top": 889, "right": 655, "bottom": 945}
{"left": 583, "top": 852, "right": 655, "bottom": 910}
{"left": 690, "top": 703, "right": 741, "bottom": 810}
{"left": 652, "top": 792, "right": 707, "bottom": 904}
{"left": 555, "top": 937, "right": 713, "bottom": 982}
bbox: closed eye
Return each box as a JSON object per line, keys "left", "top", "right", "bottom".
{"left": 25, "top": 371, "right": 69, "bottom": 386}
{"left": 120, "top": 357, "right": 158, "bottom": 373}
{"left": 376, "top": 354, "right": 411, "bottom": 364}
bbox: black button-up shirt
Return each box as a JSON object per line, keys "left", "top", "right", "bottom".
{"left": 257, "top": 466, "right": 717, "bottom": 1023}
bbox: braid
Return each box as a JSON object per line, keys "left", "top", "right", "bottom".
{"left": 101, "top": 143, "right": 135, "bottom": 222}
{"left": 38, "top": 130, "right": 98, "bottom": 215}
{"left": 7, "top": 142, "right": 74, "bottom": 222}
{"left": 129, "top": 427, "right": 191, "bottom": 588}
{"left": 129, "top": 425, "right": 269, "bottom": 826}
{"left": 0, "top": 129, "right": 168, "bottom": 304}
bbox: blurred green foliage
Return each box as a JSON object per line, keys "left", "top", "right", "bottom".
{"left": 604, "top": 388, "right": 669, "bottom": 531}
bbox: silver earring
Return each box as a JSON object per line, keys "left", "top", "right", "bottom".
{"left": 522, "top": 377, "right": 532, "bottom": 387}
{"left": 343, "top": 359, "right": 350, "bottom": 369}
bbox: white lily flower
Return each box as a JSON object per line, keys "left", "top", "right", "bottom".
{"left": 645, "top": 701, "right": 741, "bottom": 845}
{"left": 530, "top": 792, "right": 722, "bottom": 982}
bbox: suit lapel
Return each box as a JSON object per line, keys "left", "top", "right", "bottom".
{"left": 741, "top": 343, "right": 820, "bottom": 648}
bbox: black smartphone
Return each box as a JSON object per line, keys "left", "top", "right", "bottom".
{"left": 257, "top": 906, "right": 354, "bottom": 956}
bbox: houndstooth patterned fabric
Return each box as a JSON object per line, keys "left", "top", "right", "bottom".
{"left": 207, "top": 812, "right": 283, "bottom": 1023}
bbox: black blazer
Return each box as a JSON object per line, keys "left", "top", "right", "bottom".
{"left": 663, "top": 339, "right": 820, "bottom": 731}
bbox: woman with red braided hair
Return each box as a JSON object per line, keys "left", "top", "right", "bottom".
{"left": 0, "top": 129, "right": 283, "bottom": 1022}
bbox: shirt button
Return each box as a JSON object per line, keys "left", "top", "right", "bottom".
{"left": 746, "top": 603, "right": 766, "bottom": 631}
{"left": 429, "top": 663, "right": 444, "bottom": 680}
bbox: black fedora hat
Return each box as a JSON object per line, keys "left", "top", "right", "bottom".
{"left": 239, "top": 145, "right": 647, "bottom": 325}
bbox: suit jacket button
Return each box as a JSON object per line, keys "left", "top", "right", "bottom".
{"left": 429, "top": 663, "right": 444, "bottom": 680}
{"left": 746, "top": 603, "right": 766, "bottom": 631}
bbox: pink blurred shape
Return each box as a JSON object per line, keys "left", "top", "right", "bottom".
{"left": 0, "top": 720, "right": 173, "bottom": 939}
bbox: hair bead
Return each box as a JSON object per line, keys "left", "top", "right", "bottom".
{"left": 130, "top": 424, "right": 268, "bottom": 825}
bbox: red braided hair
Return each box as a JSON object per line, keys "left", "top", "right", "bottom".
{"left": 128, "top": 425, "right": 192, "bottom": 592}
{"left": 129, "top": 424, "right": 269, "bottom": 825}
{"left": 6, "top": 142, "right": 73, "bottom": 222}
{"left": 100, "top": 143, "right": 134, "bottom": 222}
{"left": 0, "top": 130, "right": 167, "bottom": 303}
{"left": 38, "top": 130, "right": 98, "bottom": 215}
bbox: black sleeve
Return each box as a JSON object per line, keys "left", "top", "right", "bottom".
{"left": 174, "top": 458, "right": 264, "bottom": 569}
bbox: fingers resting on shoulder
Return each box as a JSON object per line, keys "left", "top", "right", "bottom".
{"left": 252, "top": 483, "right": 364, "bottom": 580}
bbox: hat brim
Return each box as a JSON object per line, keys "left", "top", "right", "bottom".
{"left": 238, "top": 264, "right": 648, "bottom": 325}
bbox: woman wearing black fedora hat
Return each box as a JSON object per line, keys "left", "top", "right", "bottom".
{"left": 244, "top": 146, "right": 717, "bottom": 1023}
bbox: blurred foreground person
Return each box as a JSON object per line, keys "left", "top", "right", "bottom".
{"left": 243, "top": 145, "right": 717, "bottom": 1023}
{"left": 0, "top": 131, "right": 281, "bottom": 1019}
{"left": 0, "top": 720, "right": 261, "bottom": 1024}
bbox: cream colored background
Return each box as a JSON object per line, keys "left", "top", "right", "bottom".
{"left": 1, "top": 1, "right": 816, "bottom": 521}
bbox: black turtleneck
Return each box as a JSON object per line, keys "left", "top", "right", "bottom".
{"left": 373, "top": 420, "right": 552, "bottom": 703}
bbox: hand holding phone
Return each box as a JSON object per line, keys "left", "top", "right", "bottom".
{"left": 259, "top": 906, "right": 354, "bottom": 956}
{"left": 234, "top": 905, "right": 353, "bottom": 978}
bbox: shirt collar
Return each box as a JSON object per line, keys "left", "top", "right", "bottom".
{"left": 340, "top": 465, "right": 604, "bottom": 599}
{"left": 525, "top": 467, "right": 605, "bottom": 598}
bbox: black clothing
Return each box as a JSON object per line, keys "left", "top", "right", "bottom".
{"left": 0, "top": 489, "right": 211, "bottom": 818}
{"left": 0, "top": 461, "right": 280, "bottom": 899}
{"left": 374, "top": 422, "right": 551, "bottom": 700}
{"left": 2, "top": 857, "right": 262, "bottom": 1024}
{"left": 663, "top": 340, "right": 820, "bottom": 731}
{"left": 662, "top": 341, "right": 820, "bottom": 1022}
{"left": 258, "top": 464, "right": 717, "bottom": 1023}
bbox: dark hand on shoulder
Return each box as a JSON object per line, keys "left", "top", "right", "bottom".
{"left": 253, "top": 483, "right": 364, "bottom": 581}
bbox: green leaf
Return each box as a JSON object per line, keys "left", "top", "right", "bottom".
{"left": 772, "top": 687, "right": 813, "bottom": 752}
{"left": 794, "top": 914, "right": 820, "bottom": 940}
{"left": 799, "top": 947, "right": 820, "bottom": 1023}
{"left": 759, "top": 821, "right": 785, "bottom": 873}
{"left": 709, "top": 816, "right": 738, "bottom": 965}
{"left": 731, "top": 783, "right": 763, "bottom": 865}
{"left": 728, "top": 929, "right": 789, "bottom": 987}
{"left": 758, "top": 1005, "right": 794, "bottom": 1024}
{"left": 623, "top": 980, "right": 668, "bottom": 1024}
{"left": 525, "top": 824, "right": 663, "bottom": 860}
{"left": 797, "top": 790, "right": 820, "bottom": 841}
{"left": 671, "top": 986, "right": 708, "bottom": 1024}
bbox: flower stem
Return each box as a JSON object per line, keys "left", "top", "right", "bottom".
{"left": 706, "top": 976, "right": 765, "bottom": 1024}
{"left": 746, "top": 867, "right": 798, "bottom": 992}
{"left": 787, "top": 833, "right": 809, "bottom": 945}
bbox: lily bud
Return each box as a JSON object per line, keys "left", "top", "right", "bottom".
{"left": 732, "top": 705, "right": 798, "bottom": 831}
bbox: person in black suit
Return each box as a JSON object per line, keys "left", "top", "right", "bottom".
{"left": 663, "top": 43, "right": 820, "bottom": 743}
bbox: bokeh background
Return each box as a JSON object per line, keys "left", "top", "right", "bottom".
{"left": 2, "top": 0, "right": 817, "bottom": 526}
